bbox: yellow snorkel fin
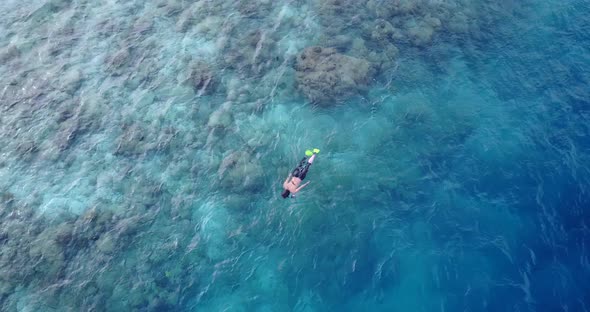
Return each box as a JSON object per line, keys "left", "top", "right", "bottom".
{"left": 305, "top": 148, "right": 320, "bottom": 156}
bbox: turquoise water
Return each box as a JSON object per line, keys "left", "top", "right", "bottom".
{"left": 1, "top": 0, "right": 589, "bottom": 311}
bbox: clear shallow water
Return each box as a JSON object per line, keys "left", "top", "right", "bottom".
{"left": 1, "top": 0, "right": 589, "bottom": 311}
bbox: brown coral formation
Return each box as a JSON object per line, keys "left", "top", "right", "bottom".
{"left": 207, "top": 101, "right": 234, "bottom": 129}
{"left": 294, "top": 46, "right": 377, "bottom": 105}
{"left": 114, "top": 123, "right": 176, "bottom": 156}
{"left": 221, "top": 29, "right": 281, "bottom": 77}
{"left": 217, "top": 150, "right": 264, "bottom": 193}
{"left": 185, "top": 61, "right": 217, "bottom": 96}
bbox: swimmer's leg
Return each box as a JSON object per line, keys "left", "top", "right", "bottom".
{"left": 299, "top": 154, "right": 317, "bottom": 179}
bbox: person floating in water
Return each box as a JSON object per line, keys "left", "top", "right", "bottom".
{"left": 282, "top": 148, "right": 320, "bottom": 198}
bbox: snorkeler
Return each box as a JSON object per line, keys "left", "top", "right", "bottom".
{"left": 282, "top": 148, "right": 320, "bottom": 198}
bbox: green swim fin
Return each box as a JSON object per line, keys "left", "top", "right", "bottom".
{"left": 313, "top": 148, "right": 320, "bottom": 154}
{"left": 305, "top": 150, "right": 313, "bottom": 157}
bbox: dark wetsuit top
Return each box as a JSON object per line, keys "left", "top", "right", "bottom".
{"left": 291, "top": 157, "right": 311, "bottom": 180}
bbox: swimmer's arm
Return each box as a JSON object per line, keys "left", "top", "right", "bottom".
{"left": 295, "top": 181, "right": 310, "bottom": 192}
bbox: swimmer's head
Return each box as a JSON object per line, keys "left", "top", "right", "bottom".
{"left": 281, "top": 189, "right": 291, "bottom": 199}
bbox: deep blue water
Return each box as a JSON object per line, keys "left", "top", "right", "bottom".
{"left": 1, "top": 0, "right": 589, "bottom": 311}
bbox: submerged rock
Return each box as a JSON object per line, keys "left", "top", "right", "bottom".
{"left": 405, "top": 18, "right": 439, "bottom": 46}
{"left": 60, "top": 68, "right": 83, "bottom": 95}
{"left": 238, "top": 0, "right": 273, "bottom": 19}
{"left": 132, "top": 16, "right": 154, "bottom": 36}
{"left": 0, "top": 45, "right": 20, "bottom": 63}
{"left": 294, "top": 46, "right": 377, "bottom": 105}
{"left": 222, "top": 29, "right": 280, "bottom": 77}
{"left": 96, "top": 233, "right": 116, "bottom": 254}
{"left": 176, "top": 6, "right": 196, "bottom": 32}
{"left": 194, "top": 16, "right": 225, "bottom": 39}
{"left": 106, "top": 47, "right": 132, "bottom": 76}
{"left": 54, "top": 221, "right": 75, "bottom": 245}
{"left": 115, "top": 124, "right": 148, "bottom": 155}
{"left": 46, "top": 0, "right": 72, "bottom": 11}
{"left": 184, "top": 61, "right": 217, "bottom": 96}
{"left": 29, "top": 229, "right": 66, "bottom": 280}
{"left": 15, "top": 140, "right": 38, "bottom": 160}
{"left": 317, "top": 0, "right": 367, "bottom": 34}
{"left": 160, "top": 0, "right": 184, "bottom": 16}
{"left": 217, "top": 150, "right": 264, "bottom": 192}
{"left": 68, "top": 207, "right": 116, "bottom": 247}
{"left": 55, "top": 120, "right": 82, "bottom": 151}
{"left": 321, "top": 35, "right": 353, "bottom": 53}
{"left": 367, "top": 19, "right": 401, "bottom": 42}
{"left": 207, "top": 102, "right": 233, "bottom": 129}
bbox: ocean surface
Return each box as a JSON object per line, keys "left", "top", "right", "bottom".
{"left": 1, "top": 0, "right": 589, "bottom": 311}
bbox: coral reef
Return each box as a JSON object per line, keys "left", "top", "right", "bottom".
{"left": 221, "top": 29, "right": 282, "bottom": 77}
{"left": 114, "top": 123, "right": 175, "bottom": 156}
{"left": 183, "top": 60, "right": 218, "bottom": 96}
{"left": 217, "top": 149, "right": 264, "bottom": 193}
{"left": 294, "top": 46, "right": 377, "bottom": 105}
{"left": 316, "top": 0, "right": 368, "bottom": 35}
{"left": 107, "top": 47, "right": 131, "bottom": 73}
{"left": 0, "top": 0, "right": 543, "bottom": 311}
{"left": 237, "top": 0, "right": 274, "bottom": 19}
{"left": 0, "top": 45, "right": 20, "bottom": 63}
{"left": 207, "top": 101, "right": 234, "bottom": 129}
